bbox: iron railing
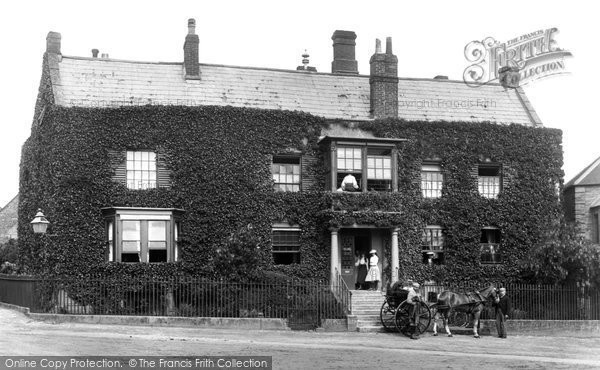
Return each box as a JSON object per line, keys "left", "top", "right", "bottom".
{"left": 331, "top": 268, "right": 352, "bottom": 314}
{"left": 419, "top": 282, "right": 600, "bottom": 320}
{"left": 0, "top": 274, "right": 347, "bottom": 329}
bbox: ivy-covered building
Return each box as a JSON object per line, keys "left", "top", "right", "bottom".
{"left": 19, "top": 20, "right": 563, "bottom": 287}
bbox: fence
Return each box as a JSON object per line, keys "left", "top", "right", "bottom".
{"left": 419, "top": 282, "right": 600, "bottom": 320}
{"left": 0, "top": 274, "right": 347, "bottom": 329}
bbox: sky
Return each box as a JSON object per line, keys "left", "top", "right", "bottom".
{"left": 0, "top": 0, "right": 597, "bottom": 208}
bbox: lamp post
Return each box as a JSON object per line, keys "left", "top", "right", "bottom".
{"left": 30, "top": 209, "right": 50, "bottom": 234}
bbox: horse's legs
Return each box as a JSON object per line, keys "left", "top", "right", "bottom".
{"left": 444, "top": 312, "right": 452, "bottom": 337}
{"left": 472, "top": 312, "right": 480, "bottom": 338}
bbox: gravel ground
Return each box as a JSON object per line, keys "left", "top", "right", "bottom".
{"left": 1, "top": 307, "right": 599, "bottom": 369}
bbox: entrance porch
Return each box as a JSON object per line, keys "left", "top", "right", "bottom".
{"left": 329, "top": 226, "right": 400, "bottom": 292}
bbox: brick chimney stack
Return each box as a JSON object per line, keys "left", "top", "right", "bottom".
{"left": 183, "top": 18, "right": 200, "bottom": 79}
{"left": 331, "top": 30, "right": 358, "bottom": 74}
{"left": 369, "top": 37, "right": 398, "bottom": 118}
{"left": 46, "top": 32, "right": 61, "bottom": 54}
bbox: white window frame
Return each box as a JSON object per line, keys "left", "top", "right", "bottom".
{"left": 126, "top": 150, "right": 157, "bottom": 190}
{"left": 421, "top": 163, "right": 443, "bottom": 198}
{"left": 422, "top": 225, "right": 444, "bottom": 264}
{"left": 478, "top": 164, "right": 501, "bottom": 199}
{"left": 103, "top": 207, "right": 183, "bottom": 263}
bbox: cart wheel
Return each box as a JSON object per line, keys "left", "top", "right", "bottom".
{"left": 394, "top": 301, "right": 411, "bottom": 337}
{"left": 416, "top": 301, "right": 432, "bottom": 334}
{"left": 380, "top": 299, "right": 398, "bottom": 332}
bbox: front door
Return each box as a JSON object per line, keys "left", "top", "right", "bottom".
{"left": 340, "top": 231, "right": 371, "bottom": 290}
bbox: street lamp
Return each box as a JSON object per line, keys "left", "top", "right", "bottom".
{"left": 30, "top": 209, "right": 50, "bottom": 234}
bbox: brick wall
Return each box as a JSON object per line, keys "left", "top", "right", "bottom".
{"left": 571, "top": 185, "right": 600, "bottom": 240}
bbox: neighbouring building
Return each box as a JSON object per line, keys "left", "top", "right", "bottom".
{"left": 19, "top": 20, "right": 563, "bottom": 289}
{"left": 564, "top": 156, "right": 600, "bottom": 243}
{"left": 0, "top": 195, "right": 18, "bottom": 243}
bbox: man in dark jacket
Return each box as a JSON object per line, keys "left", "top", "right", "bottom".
{"left": 493, "top": 287, "right": 512, "bottom": 338}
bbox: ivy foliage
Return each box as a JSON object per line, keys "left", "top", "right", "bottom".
{"left": 18, "top": 104, "right": 563, "bottom": 285}
{"left": 520, "top": 222, "right": 600, "bottom": 287}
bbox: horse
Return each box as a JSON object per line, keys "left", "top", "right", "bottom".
{"left": 430, "top": 284, "right": 497, "bottom": 338}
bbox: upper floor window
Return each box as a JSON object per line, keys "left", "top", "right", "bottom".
{"left": 272, "top": 224, "right": 301, "bottom": 265}
{"left": 367, "top": 148, "right": 392, "bottom": 192}
{"left": 422, "top": 225, "right": 444, "bottom": 265}
{"left": 319, "top": 136, "right": 403, "bottom": 192}
{"left": 272, "top": 156, "right": 301, "bottom": 192}
{"left": 421, "top": 163, "right": 443, "bottom": 198}
{"left": 126, "top": 151, "right": 157, "bottom": 190}
{"left": 337, "top": 147, "right": 363, "bottom": 191}
{"left": 480, "top": 227, "right": 501, "bottom": 264}
{"left": 103, "top": 207, "right": 184, "bottom": 263}
{"left": 110, "top": 150, "right": 171, "bottom": 190}
{"left": 478, "top": 164, "right": 501, "bottom": 198}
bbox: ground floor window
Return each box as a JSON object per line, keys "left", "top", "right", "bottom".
{"left": 480, "top": 227, "right": 501, "bottom": 264}
{"left": 103, "top": 207, "right": 184, "bottom": 263}
{"left": 272, "top": 224, "right": 301, "bottom": 265}
{"left": 422, "top": 225, "right": 444, "bottom": 264}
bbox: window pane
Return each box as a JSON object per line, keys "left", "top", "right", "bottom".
{"left": 107, "top": 222, "right": 113, "bottom": 241}
{"left": 148, "top": 241, "right": 167, "bottom": 250}
{"left": 126, "top": 151, "right": 158, "bottom": 190}
{"left": 149, "top": 250, "right": 167, "bottom": 263}
{"left": 122, "top": 253, "right": 140, "bottom": 263}
{"left": 148, "top": 221, "right": 166, "bottom": 241}
{"left": 122, "top": 241, "right": 140, "bottom": 252}
{"left": 122, "top": 221, "right": 140, "bottom": 241}
{"left": 272, "top": 157, "right": 300, "bottom": 192}
{"left": 127, "top": 151, "right": 134, "bottom": 161}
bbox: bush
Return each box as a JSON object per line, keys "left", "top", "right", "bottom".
{"left": 0, "top": 239, "right": 18, "bottom": 264}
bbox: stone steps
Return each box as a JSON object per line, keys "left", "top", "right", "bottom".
{"left": 350, "top": 290, "right": 386, "bottom": 332}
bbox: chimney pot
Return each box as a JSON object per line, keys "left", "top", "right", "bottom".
{"left": 101, "top": 53, "right": 109, "bottom": 59}
{"left": 188, "top": 18, "right": 196, "bottom": 34}
{"left": 331, "top": 30, "right": 358, "bottom": 74}
{"left": 375, "top": 39, "right": 382, "bottom": 54}
{"left": 385, "top": 37, "right": 393, "bottom": 55}
{"left": 92, "top": 49, "right": 99, "bottom": 58}
{"left": 46, "top": 31, "right": 61, "bottom": 54}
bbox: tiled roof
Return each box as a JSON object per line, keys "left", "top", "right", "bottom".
{"left": 565, "top": 156, "right": 600, "bottom": 188}
{"left": 0, "top": 194, "right": 18, "bottom": 241}
{"left": 47, "top": 55, "right": 541, "bottom": 125}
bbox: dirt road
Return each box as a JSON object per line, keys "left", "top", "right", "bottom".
{"left": 1, "top": 307, "right": 599, "bottom": 369}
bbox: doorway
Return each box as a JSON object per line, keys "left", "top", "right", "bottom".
{"left": 340, "top": 231, "right": 371, "bottom": 290}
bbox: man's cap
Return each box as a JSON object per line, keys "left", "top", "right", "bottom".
{"left": 412, "top": 282, "right": 420, "bottom": 288}
{"left": 369, "top": 249, "right": 377, "bottom": 254}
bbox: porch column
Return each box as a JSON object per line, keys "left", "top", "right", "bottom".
{"left": 391, "top": 227, "right": 399, "bottom": 283}
{"left": 330, "top": 228, "right": 339, "bottom": 284}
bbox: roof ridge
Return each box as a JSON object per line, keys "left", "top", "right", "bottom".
{"left": 60, "top": 55, "right": 507, "bottom": 86}
{"left": 565, "top": 156, "right": 600, "bottom": 187}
